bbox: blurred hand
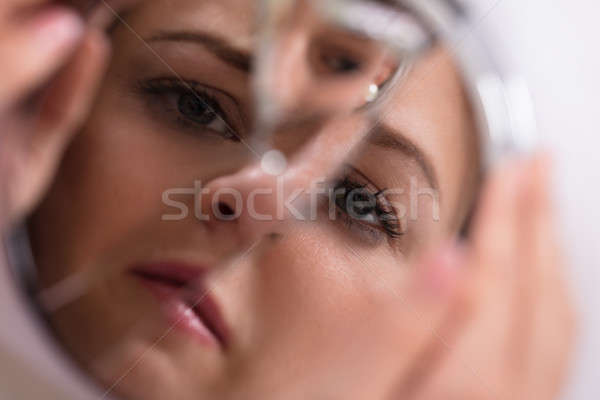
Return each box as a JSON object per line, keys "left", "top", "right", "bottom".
{"left": 0, "top": 0, "right": 114, "bottom": 229}
{"left": 391, "top": 155, "right": 577, "bottom": 400}
{"left": 0, "top": 0, "right": 147, "bottom": 230}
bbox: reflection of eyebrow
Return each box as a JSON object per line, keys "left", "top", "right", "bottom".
{"left": 368, "top": 125, "right": 438, "bottom": 189}
{"left": 147, "top": 30, "right": 252, "bottom": 72}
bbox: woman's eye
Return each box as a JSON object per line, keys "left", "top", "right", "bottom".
{"left": 336, "top": 189, "right": 378, "bottom": 223}
{"left": 312, "top": 42, "right": 364, "bottom": 76}
{"left": 321, "top": 53, "right": 362, "bottom": 74}
{"left": 137, "top": 78, "right": 241, "bottom": 142}
{"left": 173, "top": 92, "right": 233, "bottom": 138}
{"left": 332, "top": 178, "right": 402, "bottom": 239}
{"left": 178, "top": 93, "right": 217, "bottom": 124}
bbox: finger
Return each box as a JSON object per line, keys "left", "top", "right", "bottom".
{"left": 406, "top": 160, "right": 529, "bottom": 400}
{"left": 37, "top": 28, "right": 110, "bottom": 134}
{"left": 8, "top": 28, "right": 110, "bottom": 221}
{"left": 468, "top": 158, "right": 529, "bottom": 372}
{"left": 59, "top": 0, "right": 144, "bottom": 31}
{"left": 85, "top": 0, "right": 135, "bottom": 32}
{"left": 467, "top": 158, "right": 527, "bottom": 367}
{"left": 0, "top": 6, "right": 84, "bottom": 108}
{"left": 520, "top": 155, "right": 577, "bottom": 399}
{"left": 471, "top": 158, "right": 527, "bottom": 271}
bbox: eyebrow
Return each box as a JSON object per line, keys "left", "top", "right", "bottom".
{"left": 147, "top": 30, "right": 252, "bottom": 72}
{"left": 367, "top": 125, "right": 438, "bottom": 189}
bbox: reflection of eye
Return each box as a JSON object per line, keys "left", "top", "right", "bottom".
{"left": 137, "top": 78, "right": 241, "bottom": 142}
{"left": 320, "top": 53, "right": 362, "bottom": 74}
{"left": 333, "top": 175, "right": 402, "bottom": 240}
{"left": 312, "top": 41, "right": 365, "bottom": 76}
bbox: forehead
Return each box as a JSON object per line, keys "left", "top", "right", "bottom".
{"left": 126, "top": 0, "right": 256, "bottom": 47}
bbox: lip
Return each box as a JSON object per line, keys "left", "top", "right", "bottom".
{"left": 129, "top": 262, "right": 229, "bottom": 349}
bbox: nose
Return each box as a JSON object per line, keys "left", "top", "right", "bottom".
{"left": 200, "top": 112, "right": 372, "bottom": 245}
{"left": 259, "top": 12, "right": 313, "bottom": 121}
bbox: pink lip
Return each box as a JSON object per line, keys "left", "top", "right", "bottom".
{"left": 129, "top": 262, "right": 229, "bottom": 349}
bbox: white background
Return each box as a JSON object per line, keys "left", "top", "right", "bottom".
{"left": 467, "top": 0, "right": 600, "bottom": 398}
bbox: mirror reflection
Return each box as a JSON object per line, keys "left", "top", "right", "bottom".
{"left": 25, "top": 0, "right": 480, "bottom": 399}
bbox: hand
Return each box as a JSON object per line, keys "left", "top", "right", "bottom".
{"left": 393, "top": 155, "right": 577, "bottom": 400}
{"left": 0, "top": 0, "right": 144, "bottom": 230}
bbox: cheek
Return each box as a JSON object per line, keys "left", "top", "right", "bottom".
{"left": 254, "top": 225, "right": 406, "bottom": 320}
{"left": 238, "top": 224, "right": 411, "bottom": 393}
{"left": 32, "top": 118, "right": 167, "bottom": 275}
{"left": 32, "top": 79, "right": 248, "bottom": 275}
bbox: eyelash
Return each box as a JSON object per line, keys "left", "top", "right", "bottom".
{"left": 332, "top": 174, "right": 403, "bottom": 242}
{"left": 318, "top": 50, "right": 363, "bottom": 75}
{"left": 136, "top": 77, "right": 241, "bottom": 142}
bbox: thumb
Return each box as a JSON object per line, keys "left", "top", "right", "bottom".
{"left": 3, "top": 29, "right": 110, "bottom": 226}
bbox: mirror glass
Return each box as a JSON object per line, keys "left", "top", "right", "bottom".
{"left": 14, "top": 0, "right": 484, "bottom": 398}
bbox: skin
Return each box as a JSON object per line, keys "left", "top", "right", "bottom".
{"left": 0, "top": 1, "right": 575, "bottom": 400}
{"left": 29, "top": 1, "right": 478, "bottom": 398}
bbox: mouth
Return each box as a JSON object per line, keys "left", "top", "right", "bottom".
{"left": 129, "top": 262, "right": 229, "bottom": 349}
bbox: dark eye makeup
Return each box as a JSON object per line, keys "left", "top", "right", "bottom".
{"left": 330, "top": 165, "right": 403, "bottom": 242}
{"left": 135, "top": 77, "right": 243, "bottom": 142}
{"left": 317, "top": 48, "right": 363, "bottom": 75}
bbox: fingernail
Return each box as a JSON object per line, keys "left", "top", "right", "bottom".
{"left": 35, "top": 8, "right": 84, "bottom": 49}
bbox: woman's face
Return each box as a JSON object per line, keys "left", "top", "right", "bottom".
{"left": 29, "top": 0, "right": 479, "bottom": 399}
